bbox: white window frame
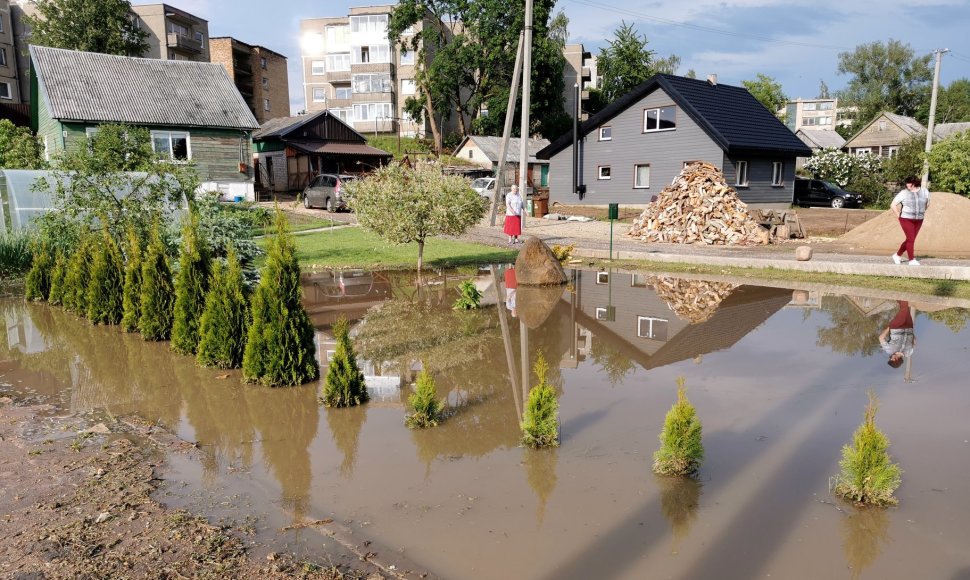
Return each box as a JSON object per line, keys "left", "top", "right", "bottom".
{"left": 643, "top": 106, "right": 676, "bottom": 133}
{"left": 150, "top": 130, "right": 191, "bottom": 162}
{"left": 598, "top": 165, "right": 611, "bottom": 180}
{"left": 0, "top": 81, "right": 11, "bottom": 100}
{"left": 599, "top": 126, "right": 612, "bottom": 141}
{"left": 311, "top": 60, "right": 325, "bottom": 75}
{"left": 887, "top": 146, "right": 899, "bottom": 158}
{"left": 334, "top": 86, "right": 352, "bottom": 100}
{"left": 352, "top": 102, "right": 393, "bottom": 122}
{"left": 326, "top": 53, "right": 351, "bottom": 72}
{"left": 633, "top": 163, "right": 650, "bottom": 189}
{"left": 637, "top": 316, "right": 669, "bottom": 340}
{"left": 260, "top": 57, "right": 267, "bottom": 69}
{"left": 803, "top": 102, "right": 817, "bottom": 111}
{"left": 735, "top": 161, "right": 748, "bottom": 186}
{"left": 855, "top": 148, "right": 871, "bottom": 155}
{"left": 771, "top": 161, "right": 783, "bottom": 186}
{"left": 596, "top": 272, "right": 610, "bottom": 284}
{"left": 194, "top": 31, "right": 204, "bottom": 43}
{"left": 401, "top": 79, "right": 416, "bottom": 95}
{"left": 0, "top": 47, "right": 7, "bottom": 67}
{"left": 263, "top": 99, "right": 270, "bottom": 111}
{"left": 595, "top": 307, "right": 610, "bottom": 320}
{"left": 399, "top": 48, "right": 415, "bottom": 65}
{"left": 312, "top": 87, "right": 327, "bottom": 102}
{"left": 352, "top": 73, "right": 392, "bottom": 94}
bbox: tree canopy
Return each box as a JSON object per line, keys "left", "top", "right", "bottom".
{"left": 919, "top": 78, "right": 970, "bottom": 124}
{"left": 836, "top": 39, "right": 932, "bottom": 129}
{"left": 928, "top": 130, "right": 970, "bottom": 195}
{"left": 0, "top": 120, "right": 45, "bottom": 169}
{"left": 25, "top": 0, "right": 149, "bottom": 56}
{"left": 597, "top": 22, "right": 679, "bottom": 104}
{"left": 742, "top": 74, "right": 788, "bottom": 115}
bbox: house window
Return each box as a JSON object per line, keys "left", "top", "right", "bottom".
{"left": 195, "top": 31, "right": 204, "bottom": 43}
{"left": 260, "top": 57, "right": 267, "bottom": 69}
{"left": 167, "top": 21, "right": 188, "bottom": 37}
{"left": 596, "top": 272, "right": 610, "bottom": 284}
{"left": 326, "top": 25, "right": 350, "bottom": 47}
{"left": 598, "top": 165, "right": 611, "bottom": 180}
{"left": 803, "top": 102, "right": 817, "bottom": 111}
{"left": 399, "top": 48, "right": 414, "bottom": 65}
{"left": 353, "top": 102, "right": 393, "bottom": 122}
{"left": 772, "top": 162, "right": 783, "bottom": 186}
{"left": 352, "top": 44, "right": 390, "bottom": 64}
{"left": 819, "top": 116, "right": 832, "bottom": 125}
{"left": 599, "top": 126, "right": 612, "bottom": 141}
{"left": 151, "top": 131, "right": 190, "bottom": 161}
{"left": 312, "top": 87, "right": 326, "bottom": 102}
{"left": 735, "top": 161, "right": 748, "bottom": 186}
{"left": 887, "top": 146, "right": 899, "bottom": 158}
{"left": 643, "top": 106, "right": 676, "bottom": 132}
{"left": 855, "top": 148, "right": 871, "bottom": 155}
{"left": 334, "top": 86, "right": 352, "bottom": 99}
{"left": 468, "top": 150, "right": 473, "bottom": 159}
{"left": 311, "top": 60, "right": 325, "bottom": 75}
{"left": 349, "top": 14, "right": 388, "bottom": 34}
{"left": 263, "top": 99, "right": 270, "bottom": 111}
{"left": 352, "top": 73, "right": 392, "bottom": 93}
{"left": 401, "top": 79, "right": 416, "bottom": 95}
{"left": 595, "top": 308, "right": 609, "bottom": 321}
{"left": 637, "top": 316, "right": 668, "bottom": 340}
{"left": 326, "top": 53, "right": 351, "bottom": 71}
{"left": 633, "top": 164, "right": 650, "bottom": 188}
{"left": 262, "top": 76, "right": 268, "bottom": 88}
{"left": 878, "top": 120, "right": 887, "bottom": 131}
{"left": 0, "top": 47, "right": 6, "bottom": 67}
{"left": 0, "top": 81, "right": 10, "bottom": 100}
{"left": 819, "top": 102, "right": 834, "bottom": 110}
{"left": 331, "top": 108, "right": 352, "bottom": 124}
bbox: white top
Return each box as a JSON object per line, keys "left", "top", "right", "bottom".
{"left": 506, "top": 192, "right": 523, "bottom": 217}
{"left": 881, "top": 328, "right": 915, "bottom": 357}
{"left": 891, "top": 187, "right": 930, "bottom": 219}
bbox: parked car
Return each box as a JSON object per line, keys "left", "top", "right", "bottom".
{"left": 793, "top": 178, "right": 864, "bottom": 209}
{"left": 303, "top": 174, "right": 357, "bottom": 212}
{"left": 469, "top": 177, "right": 533, "bottom": 200}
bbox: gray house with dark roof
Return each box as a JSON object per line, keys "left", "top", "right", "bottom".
{"left": 537, "top": 74, "right": 812, "bottom": 209}
{"left": 29, "top": 45, "right": 259, "bottom": 198}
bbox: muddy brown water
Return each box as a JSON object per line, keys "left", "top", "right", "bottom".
{"left": 2, "top": 268, "right": 970, "bottom": 580}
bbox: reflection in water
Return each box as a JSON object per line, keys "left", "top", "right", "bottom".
{"left": 841, "top": 505, "right": 891, "bottom": 580}
{"left": 655, "top": 475, "right": 702, "bottom": 554}
{"left": 589, "top": 336, "right": 636, "bottom": 386}
{"left": 648, "top": 277, "right": 738, "bottom": 324}
{"left": 326, "top": 405, "right": 367, "bottom": 477}
{"left": 522, "top": 448, "right": 558, "bottom": 526}
{"left": 816, "top": 296, "right": 896, "bottom": 357}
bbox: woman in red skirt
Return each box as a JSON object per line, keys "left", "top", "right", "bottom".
{"left": 504, "top": 184, "right": 523, "bottom": 244}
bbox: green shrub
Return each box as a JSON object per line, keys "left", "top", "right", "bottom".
{"left": 196, "top": 250, "right": 249, "bottom": 369}
{"left": 834, "top": 391, "right": 902, "bottom": 506}
{"left": 242, "top": 210, "right": 319, "bottom": 386}
{"left": 61, "top": 237, "right": 92, "bottom": 314}
{"left": 653, "top": 377, "right": 704, "bottom": 476}
{"left": 86, "top": 230, "right": 124, "bottom": 325}
{"left": 138, "top": 224, "right": 175, "bottom": 341}
{"left": 171, "top": 214, "right": 210, "bottom": 355}
{"left": 24, "top": 243, "right": 53, "bottom": 301}
{"left": 453, "top": 279, "right": 483, "bottom": 310}
{"left": 405, "top": 369, "right": 444, "bottom": 428}
{"left": 551, "top": 244, "right": 575, "bottom": 263}
{"left": 0, "top": 231, "right": 34, "bottom": 278}
{"left": 121, "top": 229, "right": 143, "bottom": 333}
{"left": 47, "top": 251, "right": 68, "bottom": 305}
{"left": 521, "top": 353, "right": 560, "bottom": 448}
{"left": 321, "top": 317, "right": 368, "bottom": 406}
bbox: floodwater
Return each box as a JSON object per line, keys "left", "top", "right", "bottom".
{"left": 3, "top": 268, "right": 970, "bottom": 580}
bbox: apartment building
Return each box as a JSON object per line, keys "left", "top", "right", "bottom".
{"left": 300, "top": 5, "right": 455, "bottom": 138}
{"left": 131, "top": 3, "right": 209, "bottom": 62}
{"left": 783, "top": 98, "right": 856, "bottom": 132}
{"left": 210, "top": 37, "right": 289, "bottom": 124}
{"left": 0, "top": 0, "right": 20, "bottom": 104}
{"left": 563, "top": 44, "right": 599, "bottom": 120}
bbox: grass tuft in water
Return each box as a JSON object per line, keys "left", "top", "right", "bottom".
{"left": 405, "top": 369, "right": 445, "bottom": 429}
{"left": 0, "top": 231, "right": 33, "bottom": 277}
{"left": 321, "top": 317, "right": 368, "bottom": 407}
{"left": 833, "top": 390, "right": 901, "bottom": 506}
{"left": 452, "top": 279, "right": 483, "bottom": 310}
{"left": 653, "top": 377, "right": 704, "bottom": 476}
{"left": 521, "top": 353, "right": 560, "bottom": 448}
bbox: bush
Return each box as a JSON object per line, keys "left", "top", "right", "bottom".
{"left": 928, "top": 130, "right": 970, "bottom": 195}
{"left": 834, "top": 391, "right": 902, "bottom": 506}
{"left": 405, "top": 369, "right": 444, "bottom": 428}
{"left": 196, "top": 250, "right": 249, "bottom": 369}
{"left": 61, "top": 237, "right": 92, "bottom": 314}
{"left": 171, "top": 214, "right": 210, "bottom": 355}
{"left": 242, "top": 211, "right": 319, "bottom": 386}
{"left": 138, "top": 224, "right": 175, "bottom": 341}
{"left": 47, "top": 251, "right": 68, "bottom": 305}
{"left": 86, "top": 230, "right": 125, "bottom": 325}
{"left": 0, "top": 231, "right": 34, "bottom": 278}
{"left": 653, "top": 377, "right": 704, "bottom": 476}
{"left": 24, "top": 243, "right": 53, "bottom": 301}
{"left": 321, "top": 317, "right": 368, "bottom": 406}
{"left": 121, "top": 229, "right": 143, "bottom": 333}
{"left": 453, "top": 280, "right": 483, "bottom": 310}
{"left": 521, "top": 353, "right": 560, "bottom": 448}
{"left": 551, "top": 244, "right": 575, "bottom": 263}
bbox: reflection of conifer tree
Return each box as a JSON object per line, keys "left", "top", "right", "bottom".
{"left": 523, "top": 448, "right": 558, "bottom": 526}
{"left": 119, "top": 330, "right": 182, "bottom": 429}
{"left": 842, "top": 506, "right": 890, "bottom": 580}
{"left": 325, "top": 406, "right": 368, "bottom": 477}
{"left": 655, "top": 474, "right": 702, "bottom": 553}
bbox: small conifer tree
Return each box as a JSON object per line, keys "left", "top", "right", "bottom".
{"left": 61, "top": 237, "right": 92, "bottom": 315}
{"left": 453, "top": 280, "right": 483, "bottom": 310}
{"left": 405, "top": 369, "right": 444, "bottom": 428}
{"left": 321, "top": 317, "right": 368, "bottom": 406}
{"left": 121, "top": 229, "right": 144, "bottom": 333}
{"left": 834, "top": 391, "right": 902, "bottom": 506}
{"left": 242, "top": 210, "right": 319, "bottom": 386}
{"left": 24, "top": 243, "right": 53, "bottom": 301}
{"left": 86, "top": 230, "right": 125, "bottom": 325}
{"left": 653, "top": 377, "right": 704, "bottom": 476}
{"left": 171, "top": 214, "right": 211, "bottom": 355}
{"left": 138, "top": 224, "right": 175, "bottom": 341}
{"left": 521, "top": 353, "right": 560, "bottom": 448}
{"left": 196, "top": 250, "right": 249, "bottom": 369}
{"left": 47, "top": 251, "right": 68, "bottom": 306}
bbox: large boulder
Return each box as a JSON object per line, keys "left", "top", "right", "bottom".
{"left": 514, "top": 238, "right": 568, "bottom": 286}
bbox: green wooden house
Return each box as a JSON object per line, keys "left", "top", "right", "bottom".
{"left": 29, "top": 45, "right": 259, "bottom": 199}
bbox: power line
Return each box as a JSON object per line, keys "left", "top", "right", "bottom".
{"left": 948, "top": 51, "right": 970, "bottom": 64}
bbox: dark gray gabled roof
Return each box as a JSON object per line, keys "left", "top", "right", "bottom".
{"left": 538, "top": 74, "right": 812, "bottom": 159}
{"left": 30, "top": 45, "right": 259, "bottom": 130}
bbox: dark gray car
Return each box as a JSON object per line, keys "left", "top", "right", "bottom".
{"left": 303, "top": 174, "right": 356, "bottom": 212}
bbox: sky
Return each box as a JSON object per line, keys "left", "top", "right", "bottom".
{"left": 167, "top": 0, "right": 970, "bottom": 117}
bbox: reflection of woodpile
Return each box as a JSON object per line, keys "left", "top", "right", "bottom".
{"left": 628, "top": 162, "right": 769, "bottom": 245}
{"left": 649, "top": 276, "right": 738, "bottom": 324}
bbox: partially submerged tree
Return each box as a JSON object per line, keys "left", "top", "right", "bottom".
{"left": 171, "top": 214, "right": 211, "bottom": 355}
{"left": 834, "top": 391, "right": 902, "bottom": 506}
{"left": 348, "top": 162, "right": 486, "bottom": 270}
{"left": 86, "top": 230, "right": 125, "bottom": 325}
{"left": 653, "top": 377, "right": 704, "bottom": 476}
{"left": 521, "top": 353, "right": 559, "bottom": 448}
{"left": 196, "top": 250, "right": 249, "bottom": 369}
{"left": 60, "top": 236, "right": 92, "bottom": 314}
{"left": 138, "top": 224, "right": 175, "bottom": 341}
{"left": 24, "top": 0, "right": 149, "bottom": 56}
{"left": 405, "top": 369, "right": 444, "bottom": 428}
{"left": 24, "top": 243, "right": 53, "bottom": 301}
{"left": 321, "top": 317, "right": 368, "bottom": 407}
{"left": 47, "top": 252, "right": 68, "bottom": 306}
{"left": 120, "top": 228, "right": 144, "bottom": 333}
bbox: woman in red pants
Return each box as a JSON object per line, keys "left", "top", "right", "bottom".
{"left": 890, "top": 175, "right": 930, "bottom": 266}
{"left": 879, "top": 300, "right": 915, "bottom": 369}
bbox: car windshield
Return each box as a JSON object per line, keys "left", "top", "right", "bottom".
{"left": 822, "top": 181, "right": 844, "bottom": 192}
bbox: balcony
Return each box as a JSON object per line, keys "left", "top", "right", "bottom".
{"left": 167, "top": 33, "right": 203, "bottom": 54}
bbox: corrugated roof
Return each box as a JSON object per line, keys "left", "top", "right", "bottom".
{"left": 538, "top": 74, "right": 812, "bottom": 159}
{"left": 30, "top": 45, "right": 258, "bottom": 130}
{"left": 454, "top": 136, "right": 550, "bottom": 163}
{"left": 253, "top": 111, "right": 325, "bottom": 139}
{"left": 935, "top": 122, "right": 970, "bottom": 140}
{"left": 882, "top": 112, "right": 926, "bottom": 136}
{"left": 288, "top": 140, "right": 392, "bottom": 158}
{"left": 796, "top": 129, "right": 847, "bottom": 150}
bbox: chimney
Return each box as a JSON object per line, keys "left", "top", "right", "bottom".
{"left": 707, "top": 74, "right": 718, "bottom": 86}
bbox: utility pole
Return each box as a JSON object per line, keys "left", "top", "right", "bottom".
{"left": 490, "top": 32, "right": 524, "bottom": 227}
{"left": 922, "top": 48, "right": 949, "bottom": 189}
{"left": 518, "top": 0, "right": 534, "bottom": 231}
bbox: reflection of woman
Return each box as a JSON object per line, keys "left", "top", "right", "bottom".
{"left": 504, "top": 267, "right": 517, "bottom": 318}
{"left": 879, "top": 300, "right": 914, "bottom": 368}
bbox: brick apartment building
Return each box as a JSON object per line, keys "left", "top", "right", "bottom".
{"left": 210, "top": 37, "right": 289, "bottom": 124}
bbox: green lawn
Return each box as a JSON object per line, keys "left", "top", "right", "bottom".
{"left": 262, "top": 226, "right": 516, "bottom": 270}
{"left": 256, "top": 212, "right": 337, "bottom": 235}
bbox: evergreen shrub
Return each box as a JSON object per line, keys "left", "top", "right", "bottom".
{"left": 138, "top": 224, "right": 175, "bottom": 341}
{"left": 171, "top": 215, "right": 210, "bottom": 355}
{"left": 196, "top": 250, "right": 249, "bottom": 369}
{"left": 321, "top": 317, "right": 368, "bottom": 407}
{"left": 521, "top": 353, "right": 560, "bottom": 448}
{"left": 121, "top": 229, "right": 143, "bottom": 333}
{"left": 86, "top": 230, "right": 124, "bottom": 325}
{"left": 24, "top": 243, "right": 53, "bottom": 301}
{"left": 47, "top": 251, "right": 68, "bottom": 305}
{"left": 405, "top": 369, "right": 444, "bottom": 428}
{"left": 653, "top": 377, "right": 704, "bottom": 476}
{"left": 61, "top": 237, "right": 92, "bottom": 314}
{"left": 834, "top": 391, "right": 902, "bottom": 506}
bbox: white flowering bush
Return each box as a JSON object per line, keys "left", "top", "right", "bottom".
{"left": 804, "top": 148, "right": 883, "bottom": 187}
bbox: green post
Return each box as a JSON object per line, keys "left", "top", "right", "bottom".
{"left": 608, "top": 203, "right": 619, "bottom": 261}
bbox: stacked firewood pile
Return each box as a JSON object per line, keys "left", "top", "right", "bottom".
{"left": 649, "top": 276, "right": 738, "bottom": 324}
{"left": 628, "top": 162, "right": 770, "bottom": 245}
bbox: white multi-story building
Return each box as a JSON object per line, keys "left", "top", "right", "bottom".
{"left": 784, "top": 98, "right": 855, "bottom": 132}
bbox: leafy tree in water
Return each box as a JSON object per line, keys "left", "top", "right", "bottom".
{"left": 24, "top": 0, "right": 149, "bottom": 56}
{"left": 242, "top": 211, "right": 318, "bottom": 387}
{"left": 834, "top": 391, "right": 901, "bottom": 506}
{"left": 348, "top": 162, "right": 486, "bottom": 271}
{"left": 653, "top": 378, "right": 704, "bottom": 476}
{"left": 742, "top": 73, "right": 788, "bottom": 115}
{"left": 597, "top": 21, "right": 679, "bottom": 103}
{"left": 196, "top": 250, "right": 249, "bottom": 369}
{"left": 171, "top": 214, "right": 211, "bottom": 355}
{"left": 138, "top": 224, "right": 175, "bottom": 341}
{"left": 521, "top": 353, "right": 559, "bottom": 448}
{"left": 24, "top": 243, "right": 53, "bottom": 301}
{"left": 927, "top": 130, "right": 970, "bottom": 195}
{"left": 120, "top": 228, "right": 144, "bottom": 333}
{"left": 86, "top": 229, "right": 125, "bottom": 325}
{"left": 321, "top": 317, "right": 368, "bottom": 407}
{"left": 836, "top": 39, "right": 932, "bottom": 129}
{"left": 0, "top": 120, "right": 45, "bottom": 169}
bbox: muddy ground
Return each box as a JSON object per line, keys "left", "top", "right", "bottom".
{"left": 0, "top": 399, "right": 384, "bottom": 580}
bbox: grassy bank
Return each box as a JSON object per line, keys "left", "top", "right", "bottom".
{"left": 262, "top": 226, "right": 517, "bottom": 270}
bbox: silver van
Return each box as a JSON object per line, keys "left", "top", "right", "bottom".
{"left": 302, "top": 174, "right": 356, "bottom": 212}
